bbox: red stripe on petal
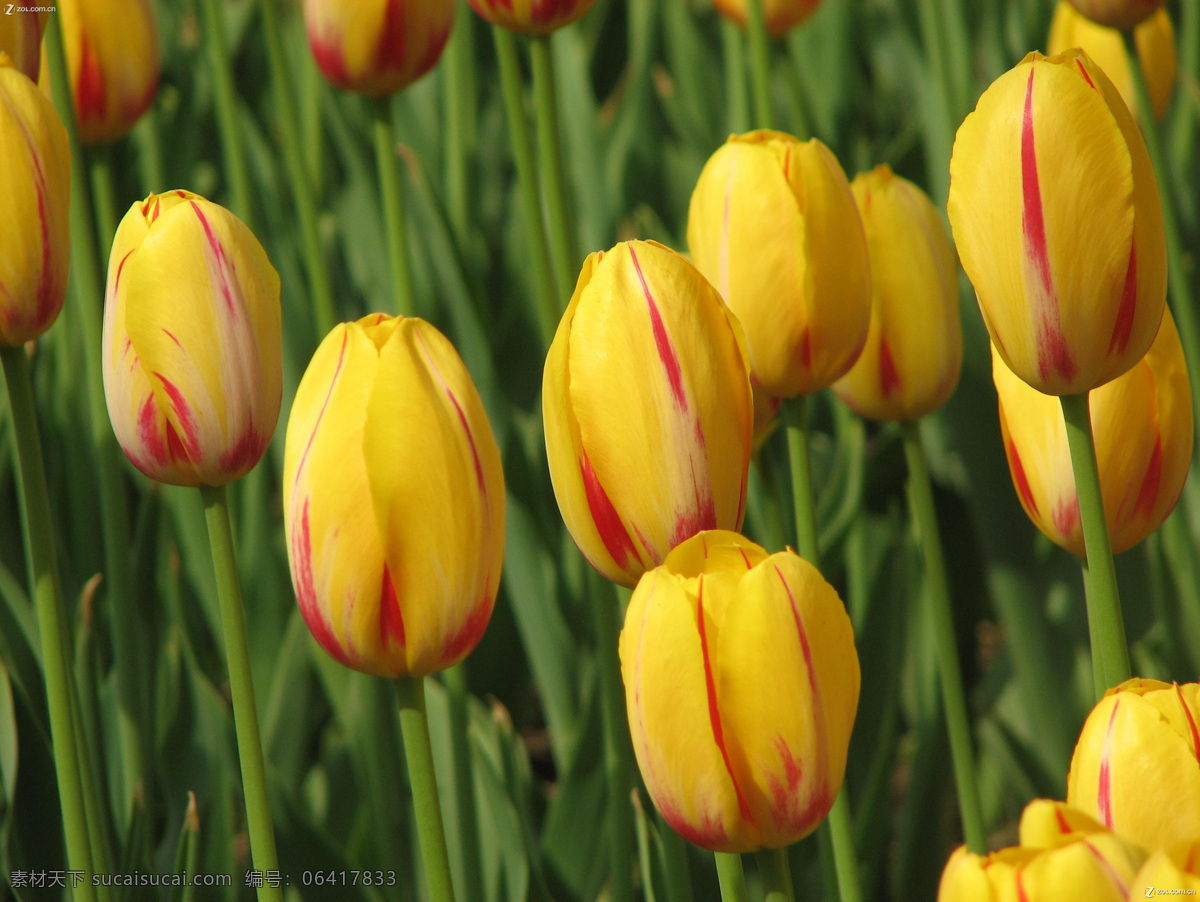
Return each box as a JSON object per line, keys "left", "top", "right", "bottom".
{"left": 189, "top": 201, "right": 236, "bottom": 317}
{"left": 1007, "top": 439, "right": 1040, "bottom": 516}
{"left": 1075, "top": 59, "right": 1097, "bottom": 90}
{"left": 581, "top": 452, "right": 641, "bottom": 571}
{"left": 878, "top": 336, "right": 901, "bottom": 398}
{"left": 292, "top": 500, "right": 353, "bottom": 666}
{"left": 375, "top": 0, "right": 407, "bottom": 74}
{"left": 218, "top": 426, "right": 267, "bottom": 474}
{"left": 136, "top": 394, "right": 168, "bottom": 467}
{"left": 1054, "top": 807, "right": 1072, "bottom": 834}
{"left": 441, "top": 595, "right": 493, "bottom": 663}
{"left": 379, "top": 564, "right": 406, "bottom": 648}
{"left": 75, "top": 33, "right": 107, "bottom": 125}
{"left": 1082, "top": 839, "right": 1130, "bottom": 897}
{"left": 155, "top": 374, "right": 200, "bottom": 460}
{"left": 296, "top": 331, "right": 348, "bottom": 483}
{"left": 1052, "top": 497, "right": 1081, "bottom": 539}
{"left": 1016, "top": 869, "right": 1031, "bottom": 902}
{"left": 309, "top": 26, "right": 352, "bottom": 88}
{"left": 1108, "top": 243, "right": 1138, "bottom": 356}
{"left": 630, "top": 245, "right": 688, "bottom": 411}
{"left": 1098, "top": 699, "right": 1120, "bottom": 828}
{"left": 1177, "top": 683, "right": 1200, "bottom": 764}
{"left": 445, "top": 386, "right": 487, "bottom": 497}
{"left": 1133, "top": 435, "right": 1163, "bottom": 518}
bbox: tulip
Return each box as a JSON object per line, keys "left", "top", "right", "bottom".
{"left": 0, "top": 11, "right": 46, "bottom": 81}
{"left": 833, "top": 165, "right": 961, "bottom": 421}
{"left": 1049, "top": 3, "right": 1176, "bottom": 120}
{"left": 1131, "top": 840, "right": 1200, "bottom": 896}
{"left": 0, "top": 57, "right": 70, "bottom": 347}
{"left": 303, "top": 0, "right": 455, "bottom": 96}
{"left": 543, "top": 240, "right": 753, "bottom": 588}
{"left": 1066, "top": 0, "right": 1166, "bottom": 31}
{"left": 688, "top": 131, "right": 871, "bottom": 399}
{"left": 710, "top": 0, "right": 823, "bottom": 38}
{"left": 467, "top": 0, "right": 597, "bottom": 36}
{"left": 619, "top": 530, "right": 859, "bottom": 852}
{"left": 55, "top": 0, "right": 159, "bottom": 144}
{"left": 948, "top": 48, "right": 1167, "bottom": 396}
{"left": 283, "top": 314, "right": 505, "bottom": 678}
{"left": 102, "top": 190, "right": 282, "bottom": 487}
{"left": 1066, "top": 679, "right": 1200, "bottom": 851}
{"left": 992, "top": 308, "right": 1192, "bottom": 556}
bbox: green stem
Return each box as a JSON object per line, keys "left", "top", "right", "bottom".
{"left": 493, "top": 27, "right": 559, "bottom": 345}
{"left": 395, "top": 676, "right": 457, "bottom": 902}
{"left": 745, "top": 0, "right": 774, "bottom": 130}
{"left": 1123, "top": 32, "right": 1200, "bottom": 439}
{"left": 134, "top": 106, "right": 166, "bottom": 195}
{"left": 721, "top": 19, "right": 751, "bottom": 135}
{"left": 260, "top": 0, "right": 338, "bottom": 341}
{"left": 442, "top": 664, "right": 483, "bottom": 902}
{"left": 301, "top": 52, "right": 325, "bottom": 195}
{"left": 755, "top": 848, "right": 795, "bottom": 902}
{"left": 372, "top": 98, "right": 416, "bottom": 317}
{"left": 530, "top": 35, "right": 578, "bottom": 302}
{"left": 915, "top": 0, "right": 953, "bottom": 203}
{"left": 901, "top": 421, "right": 986, "bottom": 853}
{"left": 88, "top": 147, "right": 120, "bottom": 253}
{"left": 661, "top": 823, "right": 694, "bottom": 902}
{"left": 593, "top": 579, "right": 634, "bottom": 902}
{"left": 442, "top": 3, "right": 474, "bottom": 245}
{"left": 1059, "top": 393, "right": 1131, "bottom": 696}
{"left": 714, "top": 852, "right": 750, "bottom": 902}
{"left": 199, "top": 485, "right": 281, "bottom": 902}
{"left": 199, "top": 0, "right": 255, "bottom": 223}
{"left": 824, "top": 796, "right": 863, "bottom": 902}
{"left": 1, "top": 347, "right": 96, "bottom": 900}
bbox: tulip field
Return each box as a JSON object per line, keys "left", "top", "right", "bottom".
{"left": 5, "top": 0, "right": 1200, "bottom": 899}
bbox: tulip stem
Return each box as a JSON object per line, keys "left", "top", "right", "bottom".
{"left": 755, "top": 848, "right": 795, "bottom": 902}
{"left": 395, "top": 676, "right": 458, "bottom": 902}
{"left": 1, "top": 347, "right": 97, "bottom": 899}
{"left": 494, "top": 26, "right": 560, "bottom": 346}
{"left": 745, "top": 0, "right": 774, "bottom": 130}
{"left": 1059, "top": 393, "right": 1131, "bottom": 696}
{"left": 530, "top": 34, "right": 578, "bottom": 302}
{"left": 200, "top": 0, "right": 255, "bottom": 225}
{"left": 371, "top": 98, "right": 416, "bottom": 318}
{"left": 199, "top": 485, "right": 282, "bottom": 902}
{"left": 442, "top": 2, "right": 475, "bottom": 246}
{"left": 88, "top": 147, "right": 120, "bottom": 252}
{"left": 714, "top": 852, "right": 750, "bottom": 902}
{"left": 901, "top": 420, "right": 987, "bottom": 854}
{"left": 442, "top": 663, "right": 484, "bottom": 902}
{"left": 259, "top": 0, "right": 338, "bottom": 342}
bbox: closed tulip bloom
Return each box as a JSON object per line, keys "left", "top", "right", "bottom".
{"left": 833, "top": 165, "right": 961, "bottom": 421}
{"left": 0, "top": 58, "right": 70, "bottom": 347}
{"left": 710, "top": 0, "right": 822, "bottom": 37}
{"left": 102, "top": 191, "right": 282, "bottom": 487}
{"left": 1067, "top": 679, "right": 1200, "bottom": 851}
{"left": 543, "top": 240, "right": 753, "bottom": 588}
{"left": 1066, "top": 0, "right": 1166, "bottom": 31}
{"left": 949, "top": 49, "right": 1167, "bottom": 396}
{"left": 619, "top": 531, "right": 859, "bottom": 852}
{"left": 303, "top": 0, "right": 454, "bottom": 96}
{"left": 56, "top": 0, "right": 159, "bottom": 144}
{"left": 467, "top": 0, "right": 596, "bottom": 36}
{"left": 993, "top": 309, "right": 1192, "bottom": 556}
{"left": 284, "top": 315, "right": 504, "bottom": 678}
{"left": 1049, "top": 3, "right": 1176, "bottom": 120}
{"left": 1131, "top": 841, "right": 1200, "bottom": 896}
{"left": 0, "top": 12, "right": 46, "bottom": 81}
{"left": 688, "top": 131, "right": 871, "bottom": 399}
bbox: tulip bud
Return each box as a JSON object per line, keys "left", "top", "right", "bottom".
{"left": 56, "top": 0, "right": 159, "bottom": 144}
{"left": 543, "top": 240, "right": 753, "bottom": 588}
{"left": 102, "top": 191, "right": 282, "bottom": 487}
{"left": 619, "top": 530, "right": 860, "bottom": 852}
{"left": 0, "top": 11, "right": 46, "bottom": 81}
{"left": 1049, "top": 3, "right": 1176, "bottom": 120}
{"left": 283, "top": 315, "right": 505, "bottom": 678}
{"left": 303, "top": 0, "right": 455, "bottom": 96}
{"left": 1067, "top": 679, "right": 1200, "bottom": 851}
{"left": 1066, "top": 0, "right": 1166, "bottom": 31}
{"left": 709, "top": 0, "right": 822, "bottom": 38}
{"left": 993, "top": 309, "right": 1192, "bottom": 556}
{"left": 833, "top": 165, "right": 961, "bottom": 421}
{"left": 1131, "top": 840, "right": 1200, "bottom": 897}
{"left": 0, "top": 58, "right": 70, "bottom": 347}
{"left": 467, "top": 0, "right": 596, "bottom": 36}
{"left": 688, "top": 131, "right": 871, "bottom": 399}
{"left": 948, "top": 49, "right": 1167, "bottom": 396}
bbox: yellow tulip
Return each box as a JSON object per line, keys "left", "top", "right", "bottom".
{"left": 710, "top": 0, "right": 823, "bottom": 38}
{"left": 466, "top": 0, "right": 596, "bottom": 36}
{"left": 0, "top": 57, "right": 70, "bottom": 347}
{"left": 102, "top": 191, "right": 282, "bottom": 487}
{"left": 303, "top": 0, "right": 454, "bottom": 96}
{"left": 0, "top": 11, "right": 46, "bottom": 81}
{"left": 948, "top": 49, "right": 1167, "bottom": 396}
{"left": 543, "top": 240, "right": 753, "bottom": 588}
{"left": 1131, "top": 840, "right": 1200, "bottom": 896}
{"left": 1067, "top": 679, "right": 1200, "bottom": 851}
{"left": 56, "top": 0, "right": 159, "bottom": 144}
{"left": 833, "top": 165, "right": 961, "bottom": 421}
{"left": 1065, "top": 0, "right": 1166, "bottom": 31}
{"left": 992, "top": 309, "right": 1192, "bottom": 556}
{"left": 619, "top": 530, "right": 859, "bottom": 852}
{"left": 283, "top": 315, "right": 505, "bottom": 678}
{"left": 1049, "top": 3, "right": 1176, "bottom": 120}
{"left": 688, "top": 131, "right": 871, "bottom": 399}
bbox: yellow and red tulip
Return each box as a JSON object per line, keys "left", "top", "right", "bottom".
{"left": 466, "top": 0, "right": 596, "bottom": 36}
{"left": 709, "top": 0, "right": 822, "bottom": 37}
{"left": 1131, "top": 840, "right": 1200, "bottom": 896}
{"left": 688, "top": 131, "right": 871, "bottom": 399}
{"left": 992, "top": 309, "right": 1192, "bottom": 556}
{"left": 0, "top": 57, "right": 70, "bottom": 347}
{"left": 948, "top": 49, "right": 1167, "bottom": 396}
{"left": 1066, "top": 0, "right": 1167, "bottom": 31}
{"left": 303, "top": 0, "right": 455, "bottom": 97}
{"left": 833, "top": 165, "right": 961, "bottom": 422}
{"left": 283, "top": 315, "right": 505, "bottom": 678}
{"left": 56, "top": 0, "right": 160, "bottom": 144}
{"left": 1067, "top": 679, "right": 1200, "bottom": 851}
{"left": 1049, "top": 2, "right": 1176, "bottom": 120}
{"left": 102, "top": 190, "right": 282, "bottom": 487}
{"left": 0, "top": 11, "right": 46, "bottom": 81}
{"left": 543, "top": 240, "right": 753, "bottom": 588}
{"left": 619, "top": 530, "right": 859, "bottom": 852}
